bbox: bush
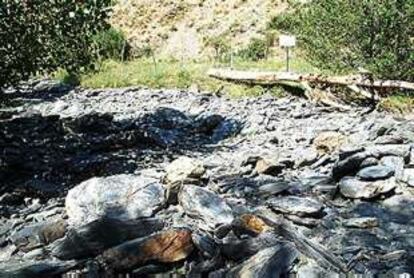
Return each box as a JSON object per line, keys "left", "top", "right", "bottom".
{"left": 92, "top": 28, "right": 130, "bottom": 61}
{"left": 238, "top": 38, "right": 267, "bottom": 61}
{"left": 205, "top": 35, "right": 231, "bottom": 62}
{"left": 271, "top": 0, "right": 414, "bottom": 81}
{"left": 0, "top": 0, "right": 112, "bottom": 90}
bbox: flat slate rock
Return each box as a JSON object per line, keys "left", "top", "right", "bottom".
{"left": 66, "top": 174, "right": 166, "bottom": 226}
{"left": 0, "top": 259, "right": 77, "bottom": 278}
{"left": 357, "top": 165, "right": 395, "bottom": 181}
{"left": 51, "top": 217, "right": 164, "bottom": 260}
{"left": 267, "top": 196, "right": 324, "bottom": 217}
{"left": 226, "top": 242, "right": 299, "bottom": 278}
{"left": 343, "top": 217, "right": 379, "bottom": 229}
{"left": 179, "top": 184, "right": 234, "bottom": 229}
{"left": 99, "top": 229, "right": 194, "bottom": 271}
{"left": 339, "top": 177, "right": 397, "bottom": 199}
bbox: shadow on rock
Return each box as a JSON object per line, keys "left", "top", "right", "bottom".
{"left": 0, "top": 107, "right": 242, "bottom": 198}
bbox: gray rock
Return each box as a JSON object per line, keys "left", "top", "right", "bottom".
{"left": 343, "top": 217, "right": 379, "bottom": 229}
{"left": 51, "top": 217, "right": 164, "bottom": 260}
{"left": 164, "top": 156, "right": 205, "bottom": 185}
{"left": 267, "top": 196, "right": 324, "bottom": 217}
{"left": 333, "top": 145, "right": 410, "bottom": 179}
{"left": 357, "top": 165, "right": 395, "bottom": 181}
{"left": 179, "top": 185, "right": 234, "bottom": 229}
{"left": 401, "top": 168, "right": 414, "bottom": 187}
{"left": 360, "top": 157, "right": 378, "bottom": 168}
{"left": 226, "top": 243, "right": 299, "bottom": 278}
{"left": 66, "top": 174, "right": 166, "bottom": 226}
{"left": 0, "top": 259, "right": 77, "bottom": 278}
{"left": 380, "top": 156, "right": 405, "bottom": 179}
{"left": 339, "top": 177, "right": 397, "bottom": 199}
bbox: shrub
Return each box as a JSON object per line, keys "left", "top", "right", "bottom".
{"left": 238, "top": 38, "right": 267, "bottom": 61}
{"left": 271, "top": 0, "right": 414, "bottom": 81}
{"left": 92, "top": 28, "right": 130, "bottom": 61}
{"left": 205, "top": 35, "right": 231, "bottom": 62}
{"left": 0, "top": 0, "right": 112, "bottom": 91}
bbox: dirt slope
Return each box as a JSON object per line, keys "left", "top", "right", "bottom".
{"left": 110, "top": 0, "right": 287, "bottom": 59}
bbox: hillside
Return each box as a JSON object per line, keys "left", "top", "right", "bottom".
{"left": 110, "top": 0, "right": 287, "bottom": 59}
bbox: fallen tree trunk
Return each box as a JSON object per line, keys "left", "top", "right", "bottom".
{"left": 207, "top": 68, "right": 414, "bottom": 91}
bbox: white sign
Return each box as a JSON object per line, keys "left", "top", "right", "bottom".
{"left": 279, "top": 35, "right": 296, "bottom": 48}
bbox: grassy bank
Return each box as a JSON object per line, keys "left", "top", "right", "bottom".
{"left": 55, "top": 57, "right": 414, "bottom": 113}
{"left": 74, "top": 57, "right": 316, "bottom": 97}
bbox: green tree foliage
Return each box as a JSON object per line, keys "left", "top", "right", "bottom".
{"left": 239, "top": 38, "right": 267, "bottom": 61}
{"left": 92, "top": 27, "right": 129, "bottom": 61}
{"left": 271, "top": 0, "right": 414, "bottom": 81}
{"left": 0, "top": 0, "right": 112, "bottom": 90}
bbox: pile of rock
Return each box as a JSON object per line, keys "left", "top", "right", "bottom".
{"left": 0, "top": 86, "right": 413, "bottom": 277}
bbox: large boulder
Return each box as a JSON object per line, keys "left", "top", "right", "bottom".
{"left": 66, "top": 174, "right": 166, "bottom": 226}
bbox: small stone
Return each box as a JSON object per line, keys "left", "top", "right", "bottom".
{"left": 357, "top": 165, "right": 394, "bottom": 181}
{"left": 313, "top": 131, "right": 346, "bottom": 154}
{"left": 267, "top": 196, "right": 324, "bottom": 217}
{"left": 165, "top": 156, "right": 205, "bottom": 184}
{"left": 401, "top": 168, "right": 414, "bottom": 187}
{"left": 255, "top": 159, "right": 284, "bottom": 176}
{"left": 381, "top": 156, "right": 405, "bottom": 179}
{"left": 374, "top": 135, "right": 405, "bottom": 145}
{"left": 360, "top": 157, "right": 378, "bottom": 168}
{"left": 226, "top": 243, "right": 299, "bottom": 278}
{"left": 343, "top": 217, "right": 379, "bottom": 229}
{"left": 339, "top": 177, "right": 397, "bottom": 199}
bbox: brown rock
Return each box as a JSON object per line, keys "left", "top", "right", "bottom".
{"left": 238, "top": 214, "right": 271, "bottom": 235}
{"left": 255, "top": 159, "right": 284, "bottom": 176}
{"left": 100, "top": 229, "right": 194, "bottom": 271}
{"left": 313, "top": 131, "right": 346, "bottom": 154}
{"left": 39, "top": 220, "right": 67, "bottom": 245}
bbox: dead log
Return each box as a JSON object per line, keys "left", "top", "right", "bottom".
{"left": 208, "top": 68, "right": 414, "bottom": 91}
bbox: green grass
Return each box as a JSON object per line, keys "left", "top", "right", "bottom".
{"left": 74, "top": 56, "right": 316, "bottom": 97}
{"left": 379, "top": 94, "right": 414, "bottom": 114}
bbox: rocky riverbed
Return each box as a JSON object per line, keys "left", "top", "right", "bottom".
{"left": 0, "top": 80, "right": 413, "bottom": 277}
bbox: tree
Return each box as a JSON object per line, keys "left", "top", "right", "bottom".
{"left": 272, "top": 0, "right": 414, "bottom": 81}
{"left": 0, "top": 0, "right": 112, "bottom": 91}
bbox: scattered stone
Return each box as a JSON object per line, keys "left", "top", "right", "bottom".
{"left": 99, "top": 229, "right": 194, "bottom": 272}
{"left": 164, "top": 156, "right": 205, "bottom": 185}
{"left": 66, "top": 174, "right": 166, "bottom": 226}
{"left": 51, "top": 217, "right": 164, "bottom": 260}
{"left": 255, "top": 158, "right": 284, "bottom": 176}
{"left": 267, "top": 196, "right": 324, "bottom": 217}
{"left": 343, "top": 217, "right": 379, "bottom": 229}
{"left": 313, "top": 131, "right": 346, "bottom": 153}
{"left": 225, "top": 243, "right": 299, "bottom": 278}
{"left": 360, "top": 157, "right": 378, "bottom": 168}
{"left": 293, "top": 147, "right": 319, "bottom": 168}
{"left": 0, "top": 259, "right": 77, "bottom": 278}
{"left": 380, "top": 156, "right": 405, "bottom": 179}
{"left": 38, "top": 220, "right": 67, "bottom": 245}
{"left": 179, "top": 185, "right": 233, "bottom": 229}
{"left": 357, "top": 165, "right": 395, "bottom": 181}
{"left": 401, "top": 168, "right": 414, "bottom": 187}
{"left": 339, "top": 177, "right": 397, "bottom": 199}
{"left": 374, "top": 135, "right": 405, "bottom": 145}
